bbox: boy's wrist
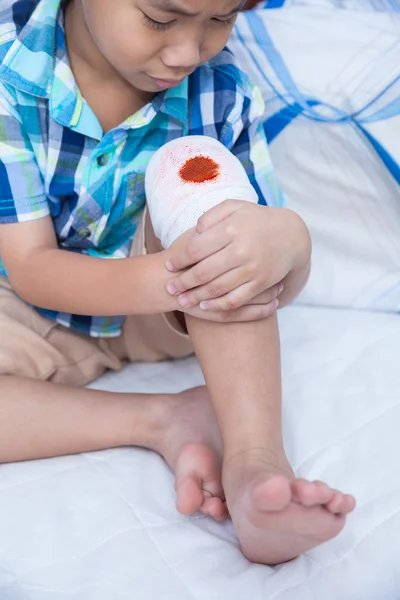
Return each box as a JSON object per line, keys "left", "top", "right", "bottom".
{"left": 130, "top": 251, "right": 182, "bottom": 315}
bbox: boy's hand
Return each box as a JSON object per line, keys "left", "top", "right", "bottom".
{"left": 166, "top": 201, "right": 311, "bottom": 313}
{"left": 181, "top": 285, "right": 282, "bottom": 323}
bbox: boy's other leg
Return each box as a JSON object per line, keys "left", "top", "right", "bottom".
{"left": 0, "top": 214, "right": 229, "bottom": 520}
{"left": 0, "top": 376, "right": 227, "bottom": 519}
{"left": 186, "top": 312, "right": 356, "bottom": 565}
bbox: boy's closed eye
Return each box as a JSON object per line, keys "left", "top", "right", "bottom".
{"left": 141, "top": 0, "right": 247, "bottom": 30}
{"left": 142, "top": 14, "right": 238, "bottom": 31}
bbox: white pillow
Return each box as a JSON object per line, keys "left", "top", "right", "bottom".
{"left": 232, "top": 5, "right": 400, "bottom": 311}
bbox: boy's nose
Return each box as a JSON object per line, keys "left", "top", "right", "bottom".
{"left": 162, "top": 40, "right": 201, "bottom": 71}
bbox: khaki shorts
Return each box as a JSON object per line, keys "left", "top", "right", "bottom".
{"left": 0, "top": 216, "right": 193, "bottom": 387}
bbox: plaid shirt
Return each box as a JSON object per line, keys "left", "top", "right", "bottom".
{"left": 0, "top": 0, "right": 284, "bottom": 338}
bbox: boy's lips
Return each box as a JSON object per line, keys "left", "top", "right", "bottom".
{"left": 149, "top": 76, "right": 186, "bottom": 89}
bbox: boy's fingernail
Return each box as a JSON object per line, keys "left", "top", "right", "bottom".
{"left": 274, "top": 299, "right": 280, "bottom": 308}
{"left": 279, "top": 284, "right": 284, "bottom": 293}
{"left": 200, "top": 302, "right": 211, "bottom": 311}
{"left": 166, "top": 259, "right": 176, "bottom": 272}
{"left": 167, "top": 282, "right": 178, "bottom": 295}
{"left": 178, "top": 294, "right": 190, "bottom": 308}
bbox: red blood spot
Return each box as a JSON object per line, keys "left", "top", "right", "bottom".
{"left": 179, "top": 155, "right": 220, "bottom": 184}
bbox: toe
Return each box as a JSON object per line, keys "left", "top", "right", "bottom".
{"left": 175, "top": 475, "right": 204, "bottom": 515}
{"left": 326, "top": 490, "right": 348, "bottom": 514}
{"left": 313, "top": 480, "right": 336, "bottom": 503}
{"left": 174, "top": 444, "right": 224, "bottom": 516}
{"left": 253, "top": 475, "right": 292, "bottom": 512}
{"left": 292, "top": 479, "right": 334, "bottom": 507}
{"left": 343, "top": 494, "right": 356, "bottom": 514}
{"left": 201, "top": 497, "right": 230, "bottom": 522}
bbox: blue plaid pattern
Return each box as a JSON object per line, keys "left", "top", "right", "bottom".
{"left": 0, "top": 0, "right": 284, "bottom": 337}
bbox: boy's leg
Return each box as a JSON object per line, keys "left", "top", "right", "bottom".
{"left": 0, "top": 375, "right": 227, "bottom": 518}
{"left": 0, "top": 260, "right": 228, "bottom": 520}
{"left": 0, "top": 375, "right": 172, "bottom": 460}
{"left": 185, "top": 312, "right": 356, "bottom": 564}
{"left": 145, "top": 209, "right": 356, "bottom": 564}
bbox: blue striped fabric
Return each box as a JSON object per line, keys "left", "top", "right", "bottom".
{"left": 263, "top": 0, "right": 286, "bottom": 7}
{"left": 0, "top": 0, "right": 284, "bottom": 338}
{"left": 232, "top": 7, "right": 400, "bottom": 185}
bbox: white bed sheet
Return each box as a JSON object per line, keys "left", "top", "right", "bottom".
{"left": 0, "top": 305, "right": 399, "bottom": 599}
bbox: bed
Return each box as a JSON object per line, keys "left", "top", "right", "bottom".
{"left": 1, "top": 305, "right": 399, "bottom": 599}
{"left": 1, "top": 2, "right": 400, "bottom": 599}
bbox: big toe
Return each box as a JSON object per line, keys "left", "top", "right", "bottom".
{"left": 175, "top": 474, "right": 205, "bottom": 515}
{"left": 174, "top": 444, "right": 224, "bottom": 517}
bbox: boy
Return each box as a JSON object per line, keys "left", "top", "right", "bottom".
{"left": 0, "top": 0, "right": 355, "bottom": 565}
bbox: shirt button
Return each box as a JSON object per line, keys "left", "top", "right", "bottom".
{"left": 78, "top": 228, "right": 91, "bottom": 239}
{"left": 97, "top": 153, "right": 109, "bottom": 167}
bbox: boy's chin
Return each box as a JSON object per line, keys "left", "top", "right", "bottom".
{"left": 131, "top": 75, "right": 166, "bottom": 94}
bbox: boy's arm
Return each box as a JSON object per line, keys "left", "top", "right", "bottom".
{"left": 0, "top": 86, "right": 179, "bottom": 316}
{"left": 0, "top": 217, "right": 179, "bottom": 316}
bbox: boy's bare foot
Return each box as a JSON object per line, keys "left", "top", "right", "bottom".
{"left": 223, "top": 451, "right": 356, "bottom": 565}
{"left": 154, "top": 387, "right": 227, "bottom": 521}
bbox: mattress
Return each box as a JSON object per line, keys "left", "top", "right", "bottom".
{"left": 0, "top": 304, "right": 399, "bottom": 599}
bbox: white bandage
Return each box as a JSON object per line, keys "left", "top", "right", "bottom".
{"left": 144, "top": 135, "right": 258, "bottom": 248}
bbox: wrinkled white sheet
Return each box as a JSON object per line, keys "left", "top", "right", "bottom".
{"left": 0, "top": 305, "right": 399, "bottom": 599}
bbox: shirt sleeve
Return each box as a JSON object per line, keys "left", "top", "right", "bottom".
{"left": 0, "top": 84, "right": 50, "bottom": 224}
{"left": 219, "top": 75, "right": 285, "bottom": 208}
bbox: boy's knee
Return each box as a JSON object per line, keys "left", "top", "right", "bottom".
{"left": 145, "top": 208, "right": 197, "bottom": 254}
{"left": 144, "top": 136, "right": 258, "bottom": 249}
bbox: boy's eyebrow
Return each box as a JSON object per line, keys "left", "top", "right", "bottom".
{"left": 147, "top": 0, "right": 247, "bottom": 18}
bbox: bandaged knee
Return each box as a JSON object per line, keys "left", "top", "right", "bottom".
{"left": 144, "top": 135, "right": 259, "bottom": 248}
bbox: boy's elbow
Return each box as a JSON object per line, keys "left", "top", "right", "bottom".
{"left": 7, "top": 268, "right": 38, "bottom": 306}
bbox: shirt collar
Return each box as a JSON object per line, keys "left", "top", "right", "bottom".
{"left": 152, "top": 79, "right": 189, "bottom": 126}
{"left": 0, "top": 0, "right": 61, "bottom": 97}
{"left": 0, "top": 0, "right": 188, "bottom": 137}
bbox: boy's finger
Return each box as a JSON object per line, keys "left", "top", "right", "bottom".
{"left": 195, "top": 199, "right": 246, "bottom": 234}
{"left": 166, "top": 222, "right": 231, "bottom": 272}
{"left": 184, "top": 302, "right": 277, "bottom": 323}
{"left": 245, "top": 284, "right": 284, "bottom": 306}
{"left": 175, "top": 267, "right": 252, "bottom": 308}
{"left": 166, "top": 249, "right": 238, "bottom": 296}
{"left": 199, "top": 281, "right": 270, "bottom": 312}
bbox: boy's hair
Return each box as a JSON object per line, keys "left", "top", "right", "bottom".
{"left": 58, "top": 1, "right": 252, "bottom": 11}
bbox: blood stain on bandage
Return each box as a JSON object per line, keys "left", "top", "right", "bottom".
{"left": 179, "top": 155, "right": 220, "bottom": 184}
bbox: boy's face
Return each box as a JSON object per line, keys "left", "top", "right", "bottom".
{"left": 79, "top": 0, "right": 246, "bottom": 91}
